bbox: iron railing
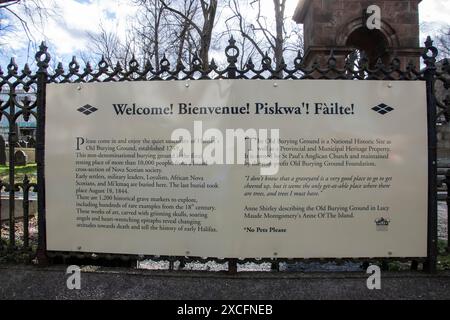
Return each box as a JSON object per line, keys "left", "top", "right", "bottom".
{"left": 0, "top": 36, "right": 449, "bottom": 272}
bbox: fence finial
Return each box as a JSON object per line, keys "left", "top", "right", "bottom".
{"left": 56, "top": 62, "right": 64, "bottom": 74}
{"left": 23, "top": 63, "right": 31, "bottom": 74}
{"left": 262, "top": 51, "right": 272, "bottom": 70}
{"left": 422, "top": 35, "right": 438, "bottom": 68}
{"left": 85, "top": 61, "right": 93, "bottom": 73}
{"left": 145, "top": 59, "right": 153, "bottom": 71}
{"left": 246, "top": 57, "right": 254, "bottom": 69}
{"left": 160, "top": 54, "right": 170, "bottom": 71}
{"left": 225, "top": 36, "right": 239, "bottom": 65}
{"left": 98, "top": 55, "right": 108, "bottom": 71}
{"left": 209, "top": 58, "right": 217, "bottom": 70}
{"left": 375, "top": 57, "right": 384, "bottom": 70}
{"left": 69, "top": 56, "right": 80, "bottom": 73}
{"left": 294, "top": 51, "right": 303, "bottom": 69}
{"left": 35, "top": 41, "right": 50, "bottom": 72}
{"left": 8, "top": 57, "right": 18, "bottom": 74}
{"left": 129, "top": 54, "right": 139, "bottom": 71}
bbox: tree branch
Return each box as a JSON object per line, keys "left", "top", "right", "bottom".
{"left": 159, "top": 0, "right": 202, "bottom": 36}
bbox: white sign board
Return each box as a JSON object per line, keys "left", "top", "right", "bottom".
{"left": 45, "top": 80, "right": 428, "bottom": 258}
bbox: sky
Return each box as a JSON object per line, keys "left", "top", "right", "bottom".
{"left": 0, "top": 0, "right": 449, "bottom": 67}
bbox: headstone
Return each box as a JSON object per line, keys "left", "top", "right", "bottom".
{"left": 14, "top": 150, "right": 27, "bottom": 166}
{"left": 0, "top": 136, "right": 5, "bottom": 165}
{"left": 27, "top": 136, "right": 36, "bottom": 148}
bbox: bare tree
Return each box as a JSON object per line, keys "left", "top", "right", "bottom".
{"left": 166, "top": 0, "right": 198, "bottom": 67}
{"left": 87, "top": 25, "right": 136, "bottom": 69}
{"left": 0, "top": 0, "right": 59, "bottom": 60}
{"left": 272, "top": 0, "right": 286, "bottom": 69}
{"left": 226, "top": 0, "right": 302, "bottom": 70}
{"left": 85, "top": 0, "right": 304, "bottom": 72}
{"left": 437, "top": 25, "right": 450, "bottom": 58}
{"left": 87, "top": 26, "right": 121, "bottom": 67}
{"left": 160, "top": 0, "right": 218, "bottom": 69}
{"left": 86, "top": 0, "right": 204, "bottom": 71}
{"left": 0, "top": 0, "right": 56, "bottom": 41}
{"left": 132, "top": 0, "right": 168, "bottom": 71}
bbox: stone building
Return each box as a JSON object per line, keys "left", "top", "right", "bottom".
{"left": 293, "top": 0, "right": 423, "bottom": 69}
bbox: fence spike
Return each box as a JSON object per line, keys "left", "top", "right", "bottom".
{"left": 375, "top": 57, "right": 383, "bottom": 69}
{"left": 56, "top": 62, "right": 64, "bottom": 74}
{"left": 39, "top": 41, "right": 48, "bottom": 52}
{"left": 145, "top": 59, "right": 153, "bottom": 71}
{"left": 115, "top": 61, "right": 123, "bottom": 72}
{"left": 8, "top": 57, "right": 18, "bottom": 73}
{"left": 85, "top": 61, "right": 93, "bottom": 73}
{"left": 69, "top": 56, "right": 80, "bottom": 73}
{"left": 98, "top": 55, "right": 108, "bottom": 70}
{"left": 191, "top": 53, "right": 202, "bottom": 70}
{"left": 246, "top": 57, "right": 254, "bottom": 69}
{"left": 294, "top": 51, "right": 303, "bottom": 69}
{"left": 425, "top": 35, "right": 433, "bottom": 48}
{"left": 160, "top": 54, "right": 170, "bottom": 71}
{"left": 209, "top": 58, "right": 217, "bottom": 69}
{"left": 129, "top": 54, "right": 139, "bottom": 71}
{"left": 23, "top": 63, "right": 31, "bottom": 75}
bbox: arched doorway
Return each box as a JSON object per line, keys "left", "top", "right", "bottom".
{"left": 345, "top": 27, "right": 390, "bottom": 69}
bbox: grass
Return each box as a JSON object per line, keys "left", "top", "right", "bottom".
{"left": 0, "top": 164, "right": 37, "bottom": 184}
{"left": 438, "top": 239, "right": 450, "bottom": 270}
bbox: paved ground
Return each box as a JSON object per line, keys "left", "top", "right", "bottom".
{"left": 1, "top": 265, "right": 450, "bottom": 300}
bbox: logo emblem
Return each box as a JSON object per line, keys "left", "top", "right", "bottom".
{"left": 375, "top": 217, "right": 390, "bottom": 231}
{"left": 77, "top": 104, "right": 98, "bottom": 115}
{"left": 372, "top": 103, "right": 394, "bottom": 115}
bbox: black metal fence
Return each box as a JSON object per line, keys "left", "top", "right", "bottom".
{"left": 0, "top": 37, "right": 449, "bottom": 272}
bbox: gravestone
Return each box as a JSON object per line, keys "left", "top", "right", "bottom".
{"left": 14, "top": 150, "right": 27, "bottom": 166}
{"left": 27, "top": 136, "right": 36, "bottom": 148}
{"left": 0, "top": 136, "right": 5, "bottom": 165}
